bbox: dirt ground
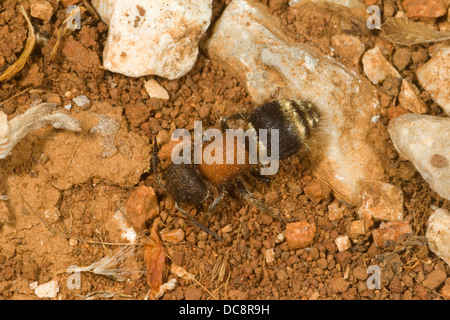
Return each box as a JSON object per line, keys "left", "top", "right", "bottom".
{"left": 0, "top": 0, "right": 449, "bottom": 300}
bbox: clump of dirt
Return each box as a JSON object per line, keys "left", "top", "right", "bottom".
{"left": 0, "top": 0, "right": 449, "bottom": 300}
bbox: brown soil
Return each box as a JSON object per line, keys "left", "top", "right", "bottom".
{"left": 0, "top": 0, "right": 449, "bottom": 300}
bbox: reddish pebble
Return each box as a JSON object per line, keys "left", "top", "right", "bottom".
{"left": 60, "top": 0, "right": 81, "bottom": 7}
{"left": 387, "top": 106, "right": 410, "bottom": 119}
{"left": 402, "top": 0, "right": 448, "bottom": 19}
{"left": 285, "top": 221, "right": 316, "bottom": 249}
{"left": 440, "top": 283, "right": 450, "bottom": 299}
{"left": 365, "top": 0, "right": 378, "bottom": 5}
{"left": 304, "top": 179, "right": 331, "bottom": 203}
{"left": 125, "top": 185, "right": 159, "bottom": 230}
{"left": 372, "top": 221, "right": 412, "bottom": 247}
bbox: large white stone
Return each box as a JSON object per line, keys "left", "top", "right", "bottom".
{"left": 388, "top": 114, "right": 450, "bottom": 200}
{"left": 205, "top": 0, "right": 385, "bottom": 206}
{"left": 92, "top": 0, "right": 212, "bottom": 79}
{"left": 426, "top": 208, "right": 450, "bottom": 266}
{"left": 289, "top": 0, "right": 365, "bottom": 8}
{"left": 35, "top": 280, "right": 59, "bottom": 298}
{"left": 417, "top": 45, "right": 450, "bottom": 116}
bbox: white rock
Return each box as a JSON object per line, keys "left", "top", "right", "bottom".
{"left": 35, "top": 280, "right": 59, "bottom": 298}
{"left": 362, "top": 46, "right": 401, "bottom": 85}
{"left": 275, "top": 231, "right": 286, "bottom": 243}
{"left": 29, "top": 281, "right": 38, "bottom": 290}
{"left": 113, "top": 209, "right": 137, "bottom": 243}
{"left": 73, "top": 95, "right": 90, "bottom": 108}
{"left": 388, "top": 114, "right": 450, "bottom": 200}
{"left": 398, "top": 79, "right": 427, "bottom": 114}
{"left": 205, "top": 0, "right": 385, "bottom": 205}
{"left": 335, "top": 235, "right": 351, "bottom": 252}
{"left": 426, "top": 208, "right": 450, "bottom": 266}
{"left": 145, "top": 79, "right": 169, "bottom": 100}
{"left": 91, "top": 0, "right": 212, "bottom": 79}
{"left": 416, "top": 45, "right": 450, "bottom": 115}
{"left": 289, "top": 0, "right": 365, "bottom": 8}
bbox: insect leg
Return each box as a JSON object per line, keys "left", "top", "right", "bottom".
{"left": 235, "top": 177, "right": 296, "bottom": 223}
{"left": 175, "top": 203, "right": 224, "bottom": 242}
{"left": 207, "top": 186, "right": 226, "bottom": 214}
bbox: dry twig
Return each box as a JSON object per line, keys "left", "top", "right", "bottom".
{"left": 0, "top": 5, "right": 35, "bottom": 82}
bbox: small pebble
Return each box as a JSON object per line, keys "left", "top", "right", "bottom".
{"left": 221, "top": 224, "right": 233, "bottom": 233}
{"left": 73, "top": 95, "right": 91, "bottom": 109}
{"left": 161, "top": 229, "right": 185, "bottom": 244}
{"left": 265, "top": 248, "right": 275, "bottom": 264}
{"left": 275, "top": 231, "right": 285, "bottom": 244}
{"left": 125, "top": 185, "right": 160, "bottom": 230}
{"left": 145, "top": 79, "right": 170, "bottom": 100}
{"left": 358, "top": 180, "right": 404, "bottom": 222}
{"left": 30, "top": 0, "right": 53, "bottom": 21}
{"left": 335, "top": 235, "right": 351, "bottom": 252}
{"left": 35, "top": 280, "right": 59, "bottom": 298}
{"left": 398, "top": 79, "right": 427, "bottom": 114}
{"left": 362, "top": 46, "right": 401, "bottom": 85}
{"left": 285, "top": 221, "right": 316, "bottom": 249}
{"left": 372, "top": 221, "right": 413, "bottom": 248}
{"left": 29, "top": 281, "right": 38, "bottom": 290}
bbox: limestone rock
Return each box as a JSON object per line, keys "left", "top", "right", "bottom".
{"left": 35, "top": 280, "right": 59, "bottom": 298}
{"left": 426, "top": 208, "right": 450, "bottom": 266}
{"left": 358, "top": 180, "right": 404, "bottom": 222}
{"left": 92, "top": 0, "right": 212, "bottom": 79}
{"left": 388, "top": 114, "right": 450, "bottom": 200}
{"left": 362, "top": 46, "right": 401, "bottom": 85}
{"left": 205, "top": 0, "right": 386, "bottom": 205}
{"left": 416, "top": 45, "right": 450, "bottom": 115}
{"left": 145, "top": 79, "right": 169, "bottom": 100}
{"left": 398, "top": 79, "right": 427, "bottom": 114}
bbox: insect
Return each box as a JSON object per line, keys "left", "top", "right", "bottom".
{"left": 153, "top": 99, "right": 320, "bottom": 242}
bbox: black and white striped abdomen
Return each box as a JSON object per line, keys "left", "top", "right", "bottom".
{"left": 247, "top": 99, "right": 320, "bottom": 160}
